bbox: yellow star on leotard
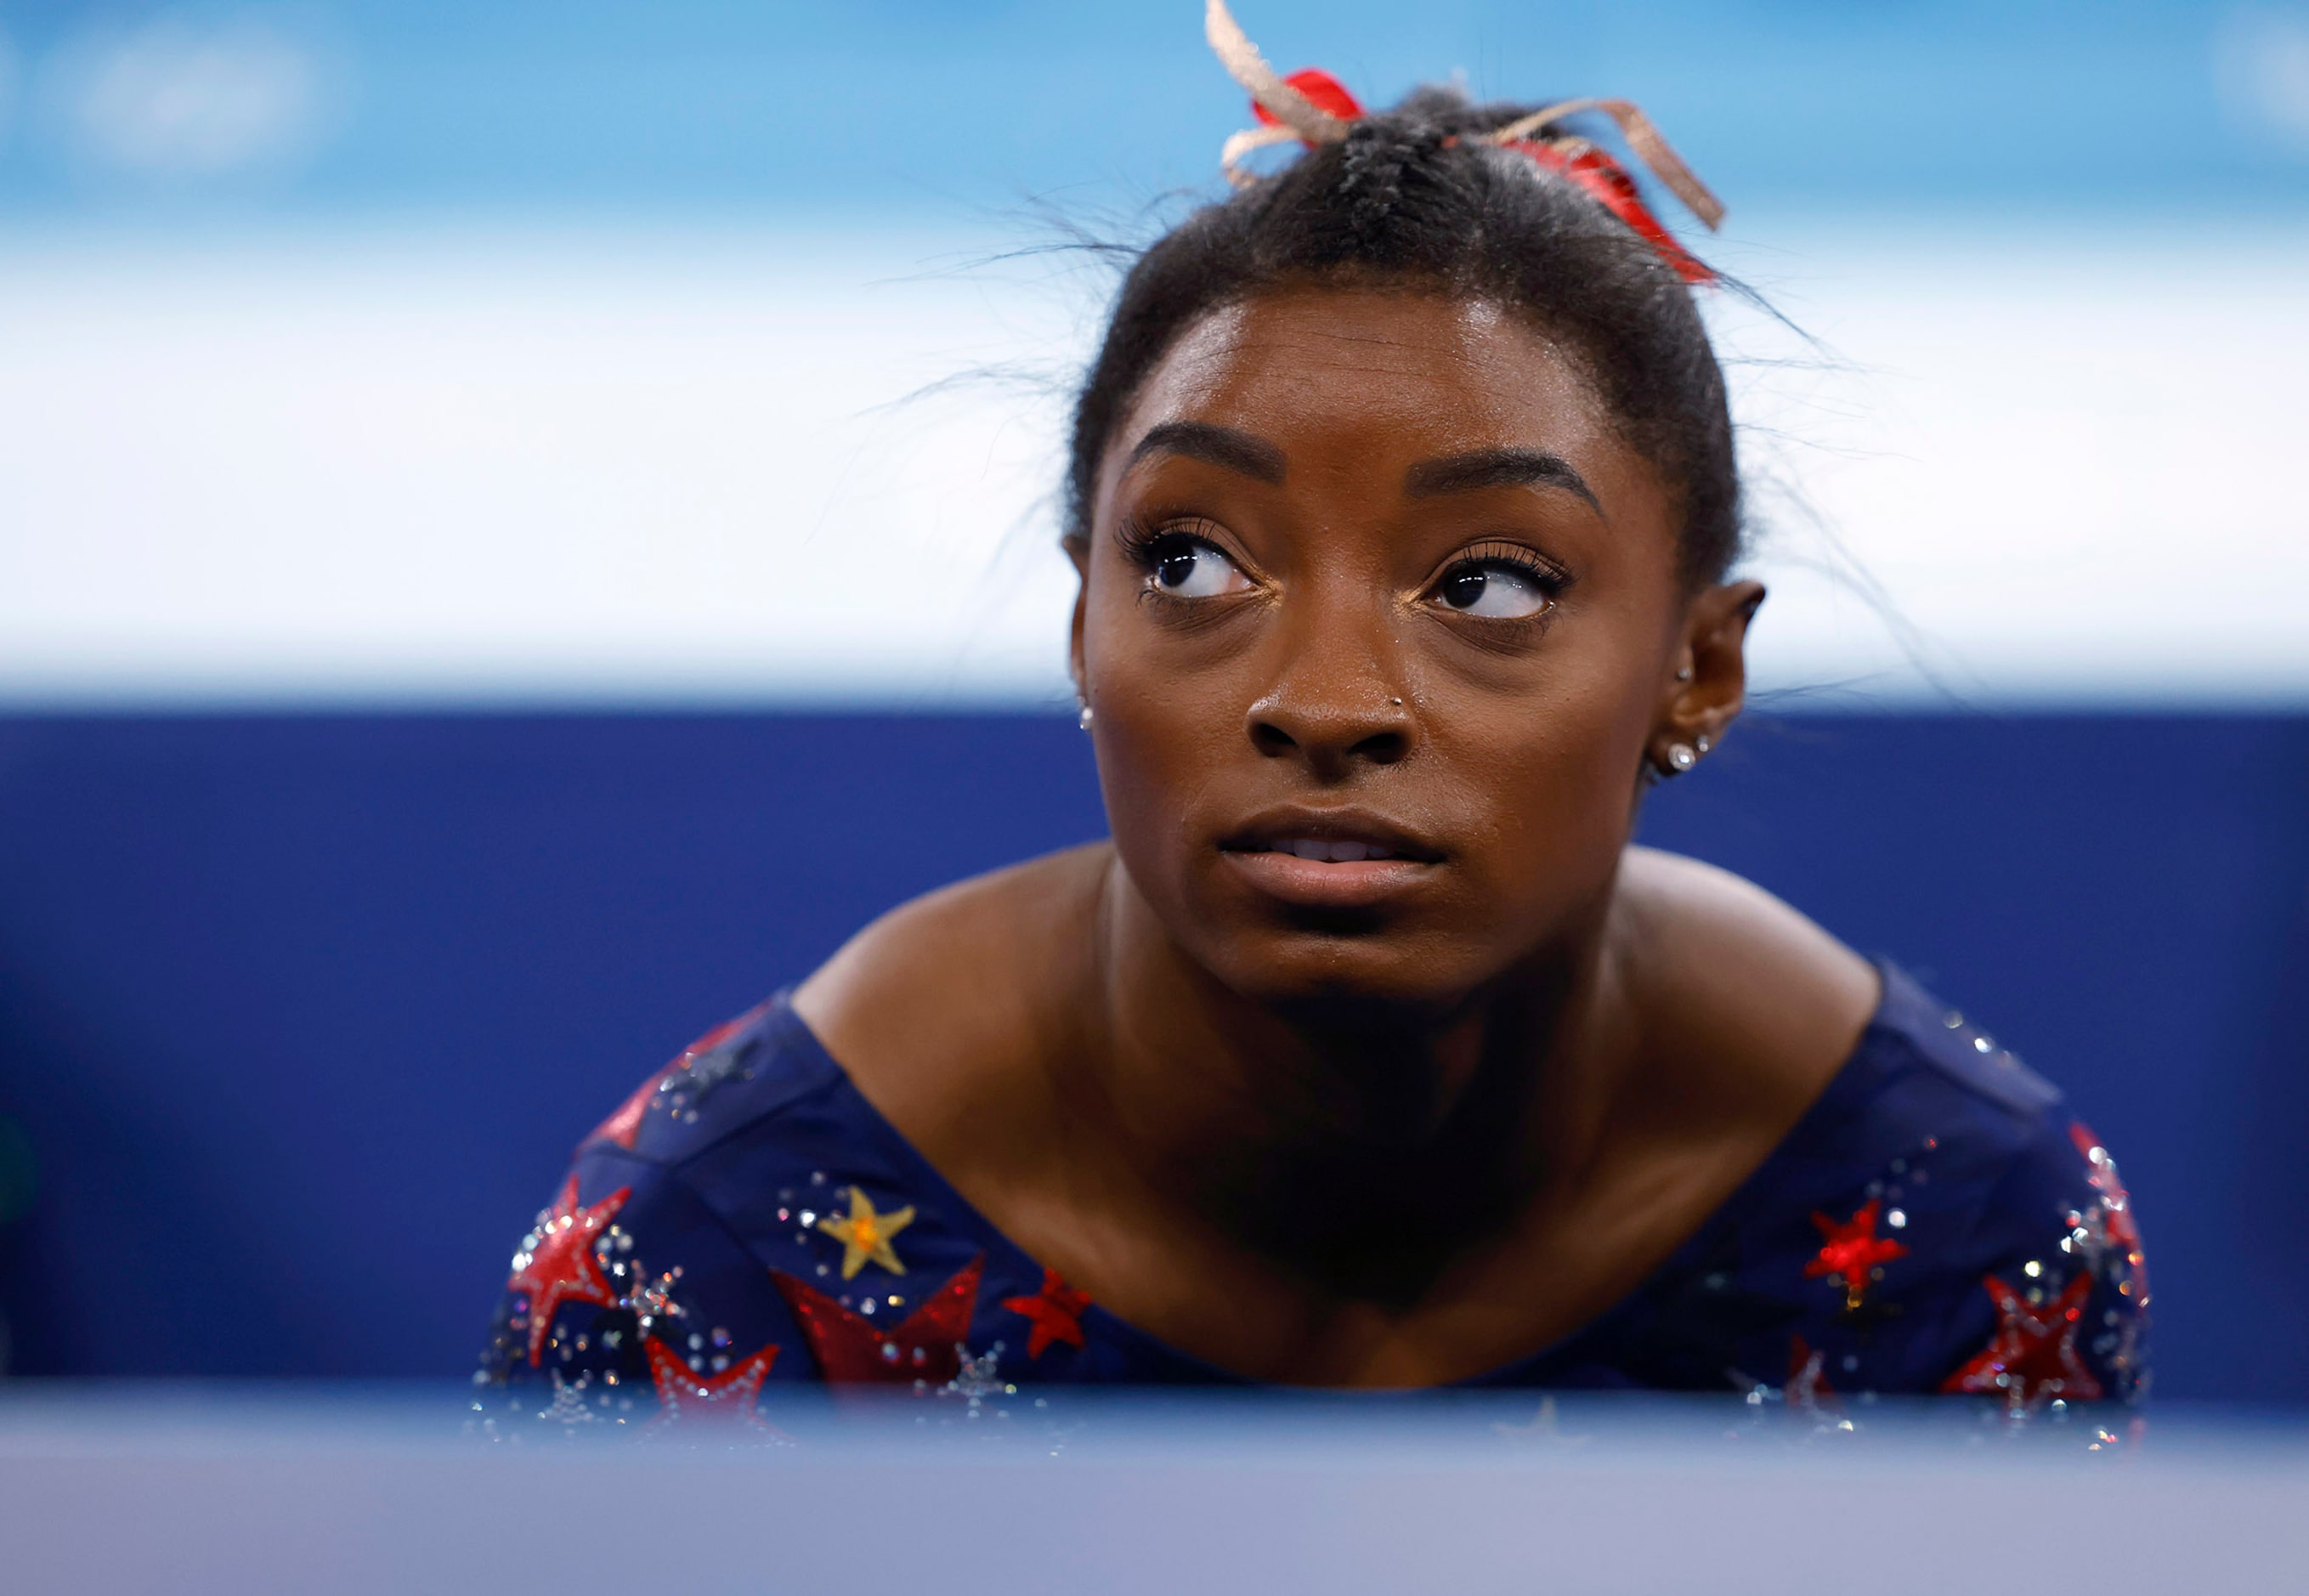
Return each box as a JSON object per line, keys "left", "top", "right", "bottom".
{"left": 815, "top": 1186, "right": 914, "bottom": 1279}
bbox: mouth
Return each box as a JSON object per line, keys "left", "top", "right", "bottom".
{"left": 1217, "top": 811, "right": 1444, "bottom": 909}
{"left": 1229, "top": 835, "right": 1436, "bottom": 863}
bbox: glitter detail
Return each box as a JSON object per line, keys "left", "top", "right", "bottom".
{"left": 1785, "top": 1333, "right": 1835, "bottom": 1414}
{"left": 651, "top": 1033, "right": 761, "bottom": 1128}
{"left": 642, "top": 1335, "right": 780, "bottom": 1429}
{"left": 1942, "top": 1271, "right": 2102, "bottom": 1411}
{"left": 615, "top": 1261, "right": 687, "bottom": 1338}
{"left": 2069, "top": 1121, "right": 2143, "bottom": 1253}
{"left": 539, "top": 1368, "right": 597, "bottom": 1425}
{"left": 586, "top": 1008, "right": 759, "bottom": 1149}
{"left": 505, "top": 1175, "right": 631, "bottom": 1366}
{"left": 944, "top": 1343, "right": 1006, "bottom": 1403}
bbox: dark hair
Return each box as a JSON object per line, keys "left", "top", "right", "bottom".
{"left": 1065, "top": 86, "right": 1739, "bottom": 587}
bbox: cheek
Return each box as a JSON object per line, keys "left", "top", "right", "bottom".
{"left": 1479, "top": 699, "right": 1638, "bottom": 860}
{"left": 1079, "top": 585, "right": 1228, "bottom": 905}
{"left": 1425, "top": 633, "right": 1659, "bottom": 908}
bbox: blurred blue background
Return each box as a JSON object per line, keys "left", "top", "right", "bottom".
{"left": 3, "top": 0, "right": 2306, "bottom": 214}
{"left": 0, "top": 1, "right": 2304, "bottom": 1398}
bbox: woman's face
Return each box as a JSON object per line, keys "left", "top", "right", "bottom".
{"left": 1073, "top": 284, "right": 1748, "bottom": 1008}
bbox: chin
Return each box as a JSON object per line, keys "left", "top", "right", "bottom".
{"left": 1195, "top": 922, "right": 1497, "bottom": 1014}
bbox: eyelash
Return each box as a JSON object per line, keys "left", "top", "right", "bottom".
{"left": 1113, "top": 517, "right": 1259, "bottom": 626}
{"left": 1115, "top": 515, "right": 1225, "bottom": 571}
{"left": 1436, "top": 540, "right": 1570, "bottom": 597}
{"left": 1113, "top": 522, "right": 1570, "bottom": 641}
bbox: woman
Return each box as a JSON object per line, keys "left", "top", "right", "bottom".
{"left": 482, "top": 4, "right": 2145, "bottom": 1420}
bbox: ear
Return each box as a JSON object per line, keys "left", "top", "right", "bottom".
{"left": 1649, "top": 580, "right": 1765, "bottom": 774}
{"left": 1064, "top": 535, "right": 1091, "bottom": 701}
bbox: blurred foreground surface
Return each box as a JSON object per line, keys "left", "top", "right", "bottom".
{"left": 1, "top": 1385, "right": 2302, "bottom": 1595}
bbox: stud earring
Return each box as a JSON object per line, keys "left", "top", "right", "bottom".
{"left": 1694, "top": 733, "right": 1712, "bottom": 756}
{"left": 1675, "top": 665, "right": 1693, "bottom": 682}
{"left": 1078, "top": 703, "right": 1094, "bottom": 732}
{"left": 1664, "top": 742, "right": 1697, "bottom": 774}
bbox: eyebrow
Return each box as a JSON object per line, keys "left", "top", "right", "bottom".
{"left": 1403, "top": 449, "right": 1603, "bottom": 515}
{"left": 1128, "top": 421, "right": 1287, "bottom": 484}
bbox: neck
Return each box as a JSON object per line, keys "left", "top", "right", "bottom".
{"left": 1081, "top": 852, "right": 1634, "bottom": 1303}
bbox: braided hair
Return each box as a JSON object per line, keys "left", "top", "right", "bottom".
{"left": 1066, "top": 86, "right": 1739, "bottom": 588}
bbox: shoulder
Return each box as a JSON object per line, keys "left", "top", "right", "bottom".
{"left": 1613, "top": 846, "right": 1881, "bottom": 1126}
{"left": 586, "top": 840, "right": 1106, "bottom": 1173}
{"left": 475, "top": 1001, "right": 852, "bottom": 1406}
{"left": 1701, "top": 963, "right": 2150, "bottom": 1404}
{"left": 1604, "top": 853, "right": 2148, "bottom": 1404}
{"left": 580, "top": 998, "right": 845, "bottom": 1169}
{"left": 795, "top": 840, "right": 1108, "bottom": 1030}
{"left": 1617, "top": 846, "right": 1879, "bottom": 1019}
{"left": 1854, "top": 989, "right": 2150, "bottom": 1405}
{"left": 478, "top": 994, "right": 1025, "bottom": 1412}
{"left": 1810, "top": 962, "right": 2091, "bottom": 1210}
{"left": 790, "top": 841, "right": 1107, "bottom": 1132}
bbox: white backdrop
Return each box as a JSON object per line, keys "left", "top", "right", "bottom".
{"left": 3, "top": 220, "right": 2302, "bottom": 708}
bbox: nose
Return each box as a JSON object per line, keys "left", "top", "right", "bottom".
{"left": 1245, "top": 601, "right": 1413, "bottom": 777}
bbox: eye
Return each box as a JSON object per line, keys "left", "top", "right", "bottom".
{"left": 1431, "top": 558, "right": 1554, "bottom": 620}
{"left": 1145, "top": 534, "right": 1251, "bottom": 599}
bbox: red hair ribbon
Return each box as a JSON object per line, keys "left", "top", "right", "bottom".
{"left": 1207, "top": 0, "right": 1720, "bottom": 285}
{"left": 1250, "top": 67, "right": 1366, "bottom": 127}
{"left": 1514, "top": 140, "right": 1716, "bottom": 285}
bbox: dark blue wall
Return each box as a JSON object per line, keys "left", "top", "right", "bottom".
{"left": 1, "top": 712, "right": 2302, "bottom": 1398}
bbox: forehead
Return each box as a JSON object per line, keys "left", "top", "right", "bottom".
{"left": 1109, "top": 286, "right": 1620, "bottom": 474}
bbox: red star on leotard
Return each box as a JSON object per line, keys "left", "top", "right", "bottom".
{"left": 771, "top": 1254, "right": 983, "bottom": 1384}
{"left": 1941, "top": 1271, "right": 2103, "bottom": 1409}
{"left": 586, "top": 1072, "right": 665, "bottom": 1152}
{"left": 1002, "top": 1268, "right": 1091, "bottom": 1359}
{"left": 506, "top": 1175, "right": 631, "bottom": 1366}
{"left": 585, "top": 1013, "right": 752, "bottom": 1151}
{"left": 1804, "top": 1197, "right": 1910, "bottom": 1311}
{"left": 643, "top": 1335, "right": 779, "bottom": 1426}
{"left": 2068, "top": 1121, "right": 2142, "bottom": 1251}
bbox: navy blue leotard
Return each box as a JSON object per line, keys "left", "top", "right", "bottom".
{"left": 478, "top": 963, "right": 2148, "bottom": 1420}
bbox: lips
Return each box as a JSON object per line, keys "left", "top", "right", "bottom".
{"left": 1217, "top": 809, "right": 1444, "bottom": 909}
{"left": 1262, "top": 837, "right": 1405, "bottom": 863}
{"left": 1221, "top": 809, "right": 1444, "bottom": 864}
